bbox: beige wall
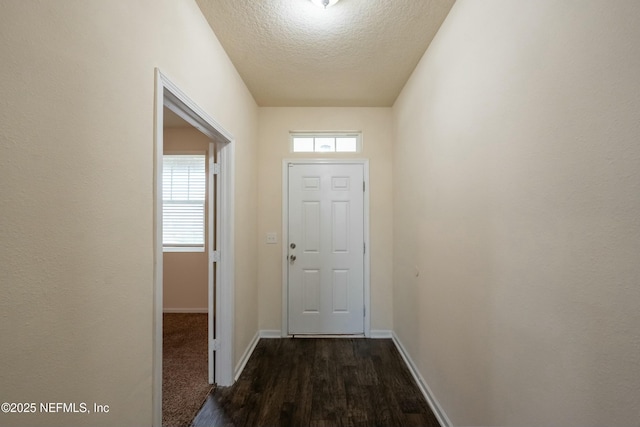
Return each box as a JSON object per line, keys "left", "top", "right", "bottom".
{"left": 0, "top": 1, "right": 258, "bottom": 426}
{"left": 258, "top": 107, "right": 393, "bottom": 332}
{"left": 4, "top": 0, "right": 640, "bottom": 426}
{"left": 163, "top": 128, "right": 209, "bottom": 311}
{"left": 392, "top": 0, "right": 640, "bottom": 425}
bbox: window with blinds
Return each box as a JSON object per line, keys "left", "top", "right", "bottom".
{"left": 162, "top": 154, "right": 206, "bottom": 252}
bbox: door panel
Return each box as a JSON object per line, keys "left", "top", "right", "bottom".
{"left": 288, "top": 163, "right": 364, "bottom": 335}
{"left": 332, "top": 201, "right": 350, "bottom": 252}
{"left": 302, "top": 202, "right": 320, "bottom": 252}
{"left": 332, "top": 270, "right": 349, "bottom": 312}
{"left": 303, "top": 269, "right": 321, "bottom": 313}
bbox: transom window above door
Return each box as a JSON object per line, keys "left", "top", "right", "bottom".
{"left": 290, "top": 132, "right": 361, "bottom": 153}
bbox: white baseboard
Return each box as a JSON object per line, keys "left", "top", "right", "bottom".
{"left": 392, "top": 332, "right": 452, "bottom": 427}
{"left": 163, "top": 308, "right": 207, "bottom": 313}
{"left": 370, "top": 329, "right": 393, "bottom": 338}
{"left": 257, "top": 330, "right": 393, "bottom": 339}
{"left": 234, "top": 331, "right": 260, "bottom": 381}
{"left": 233, "top": 330, "right": 281, "bottom": 382}
{"left": 260, "top": 330, "right": 282, "bottom": 338}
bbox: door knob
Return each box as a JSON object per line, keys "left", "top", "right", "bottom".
{"left": 289, "top": 255, "right": 297, "bottom": 262}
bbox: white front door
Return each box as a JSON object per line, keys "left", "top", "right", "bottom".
{"left": 287, "top": 162, "right": 365, "bottom": 335}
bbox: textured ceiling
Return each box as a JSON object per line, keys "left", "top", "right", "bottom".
{"left": 196, "top": 0, "right": 455, "bottom": 107}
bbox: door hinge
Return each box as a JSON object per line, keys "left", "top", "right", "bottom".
{"left": 363, "top": 306, "right": 366, "bottom": 317}
{"left": 210, "top": 251, "right": 220, "bottom": 263}
{"left": 211, "top": 339, "right": 221, "bottom": 351}
{"left": 211, "top": 163, "right": 220, "bottom": 175}
{"left": 363, "top": 242, "right": 366, "bottom": 254}
{"left": 363, "top": 181, "right": 365, "bottom": 192}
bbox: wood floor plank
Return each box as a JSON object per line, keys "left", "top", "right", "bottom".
{"left": 191, "top": 338, "right": 440, "bottom": 427}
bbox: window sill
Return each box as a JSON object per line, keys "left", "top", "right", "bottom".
{"left": 163, "top": 246, "right": 205, "bottom": 253}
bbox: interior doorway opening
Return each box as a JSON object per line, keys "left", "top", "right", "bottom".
{"left": 153, "top": 69, "right": 235, "bottom": 427}
{"left": 161, "top": 109, "right": 213, "bottom": 426}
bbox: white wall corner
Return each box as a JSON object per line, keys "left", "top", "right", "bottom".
{"left": 370, "top": 329, "right": 393, "bottom": 339}
{"left": 234, "top": 331, "right": 260, "bottom": 382}
{"left": 391, "top": 332, "right": 452, "bottom": 427}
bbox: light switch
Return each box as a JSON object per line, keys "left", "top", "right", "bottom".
{"left": 266, "top": 232, "right": 278, "bottom": 244}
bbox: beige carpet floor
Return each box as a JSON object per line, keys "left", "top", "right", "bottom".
{"left": 163, "top": 313, "right": 213, "bottom": 427}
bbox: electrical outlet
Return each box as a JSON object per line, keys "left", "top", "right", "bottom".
{"left": 266, "top": 232, "right": 278, "bottom": 244}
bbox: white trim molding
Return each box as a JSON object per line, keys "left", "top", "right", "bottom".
{"left": 370, "top": 330, "right": 393, "bottom": 339}
{"left": 260, "top": 330, "right": 283, "bottom": 339}
{"left": 234, "top": 331, "right": 280, "bottom": 382}
{"left": 234, "top": 332, "right": 260, "bottom": 381}
{"left": 391, "top": 332, "right": 452, "bottom": 427}
{"left": 281, "top": 159, "right": 371, "bottom": 338}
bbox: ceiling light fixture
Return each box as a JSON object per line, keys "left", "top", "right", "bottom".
{"left": 310, "top": 0, "right": 340, "bottom": 9}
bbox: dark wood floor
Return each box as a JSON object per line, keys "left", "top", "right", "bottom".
{"left": 191, "top": 338, "right": 440, "bottom": 427}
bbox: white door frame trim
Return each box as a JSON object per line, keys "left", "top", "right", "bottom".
{"left": 153, "top": 69, "right": 235, "bottom": 427}
{"left": 281, "top": 159, "right": 370, "bottom": 338}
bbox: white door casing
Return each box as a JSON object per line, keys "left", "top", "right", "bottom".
{"left": 284, "top": 161, "right": 369, "bottom": 335}
{"left": 207, "top": 142, "right": 215, "bottom": 384}
{"left": 154, "top": 69, "right": 235, "bottom": 427}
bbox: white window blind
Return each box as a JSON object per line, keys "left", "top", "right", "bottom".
{"left": 162, "top": 154, "right": 206, "bottom": 251}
